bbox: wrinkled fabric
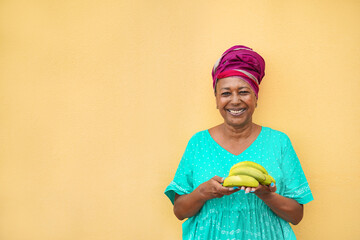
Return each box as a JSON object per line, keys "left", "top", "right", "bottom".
{"left": 212, "top": 45, "right": 265, "bottom": 97}
{"left": 165, "top": 127, "right": 313, "bottom": 240}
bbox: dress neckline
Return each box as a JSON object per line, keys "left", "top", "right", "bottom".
{"left": 205, "top": 126, "right": 264, "bottom": 157}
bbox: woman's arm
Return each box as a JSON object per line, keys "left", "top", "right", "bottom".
{"left": 173, "top": 176, "right": 239, "bottom": 220}
{"left": 173, "top": 190, "right": 207, "bottom": 220}
{"left": 254, "top": 184, "right": 304, "bottom": 225}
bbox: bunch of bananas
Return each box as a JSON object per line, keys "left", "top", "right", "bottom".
{"left": 223, "top": 161, "right": 276, "bottom": 188}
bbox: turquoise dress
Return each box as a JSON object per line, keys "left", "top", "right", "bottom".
{"left": 164, "top": 127, "right": 314, "bottom": 240}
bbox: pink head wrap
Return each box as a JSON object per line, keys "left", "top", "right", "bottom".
{"left": 212, "top": 45, "right": 265, "bottom": 98}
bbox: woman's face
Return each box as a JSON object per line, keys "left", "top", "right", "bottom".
{"left": 215, "top": 76, "right": 257, "bottom": 128}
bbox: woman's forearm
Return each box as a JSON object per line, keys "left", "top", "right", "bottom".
{"left": 256, "top": 192, "right": 303, "bottom": 225}
{"left": 173, "top": 176, "right": 239, "bottom": 220}
{"left": 173, "top": 190, "right": 207, "bottom": 220}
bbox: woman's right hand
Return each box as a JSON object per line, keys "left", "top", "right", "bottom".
{"left": 174, "top": 176, "right": 239, "bottom": 220}
{"left": 197, "top": 176, "right": 240, "bottom": 201}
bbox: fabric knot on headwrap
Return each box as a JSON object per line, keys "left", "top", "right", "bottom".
{"left": 212, "top": 45, "right": 265, "bottom": 98}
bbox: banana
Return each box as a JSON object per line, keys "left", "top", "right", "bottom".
{"left": 260, "top": 174, "right": 273, "bottom": 186}
{"left": 223, "top": 175, "right": 259, "bottom": 188}
{"left": 268, "top": 175, "right": 276, "bottom": 184}
{"left": 230, "top": 161, "right": 268, "bottom": 175}
{"left": 229, "top": 166, "right": 266, "bottom": 182}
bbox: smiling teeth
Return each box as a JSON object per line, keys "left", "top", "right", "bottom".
{"left": 229, "top": 109, "right": 245, "bottom": 114}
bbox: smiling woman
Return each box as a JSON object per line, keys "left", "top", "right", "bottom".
{"left": 215, "top": 77, "right": 257, "bottom": 130}
{"left": 164, "top": 45, "right": 314, "bottom": 240}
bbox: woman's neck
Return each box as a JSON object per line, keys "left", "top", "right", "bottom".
{"left": 221, "top": 122, "right": 258, "bottom": 141}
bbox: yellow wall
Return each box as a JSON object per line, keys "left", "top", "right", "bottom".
{"left": 1, "top": 0, "right": 359, "bottom": 239}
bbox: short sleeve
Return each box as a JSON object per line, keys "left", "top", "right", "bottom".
{"left": 164, "top": 137, "right": 195, "bottom": 205}
{"left": 281, "top": 136, "right": 314, "bottom": 204}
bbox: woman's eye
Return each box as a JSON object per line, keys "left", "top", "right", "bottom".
{"left": 239, "top": 91, "right": 250, "bottom": 95}
{"left": 221, "top": 92, "right": 231, "bottom": 96}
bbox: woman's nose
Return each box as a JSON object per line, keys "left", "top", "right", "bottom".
{"left": 231, "top": 94, "right": 241, "bottom": 104}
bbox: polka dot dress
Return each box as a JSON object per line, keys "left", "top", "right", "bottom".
{"left": 165, "top": 127, "right": 313, "bottom": 240}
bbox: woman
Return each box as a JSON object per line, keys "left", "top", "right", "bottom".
{"left": 164, "top": 45, "right": 313, "bottom": 239}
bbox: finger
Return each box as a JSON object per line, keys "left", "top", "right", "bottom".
{"left": 245, "top": 187, "right": 251, "bottom": 194}
{"left": 220, "top": 187, "right": 240, "bottom": 196}
{"left": 269, "top": 182, "right": 277, "bottom": 192}
{"left": 219, "top": 185, "right": 235, "bottom": 193}
{"left": 212, "top": 176, "right": 225, "bottom": 183}
{"left": 250, "top": 187, "right": 256, "bottom": 193}
{"left": 254, "top": 184, "right": 262, "bottom": 190}
{"left": 240, "top": 186, "right": 245, "bottom": 191}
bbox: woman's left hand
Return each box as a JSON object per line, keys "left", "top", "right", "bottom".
{"left": 249, "top": 183, "right": 304, "bottom": 225}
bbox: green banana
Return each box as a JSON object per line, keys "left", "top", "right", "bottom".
{"left": 223, "top": 175, "right": 259, "bottom": 188}
{"left": 230, "top": 161, "right": 268, "bottom": 175}
{"left": 229, "top": 166, "right": 266, "bottom": 182}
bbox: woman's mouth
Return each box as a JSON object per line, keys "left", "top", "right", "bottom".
{"left": 227, "top": 108, "right": 246, "bottom": 116}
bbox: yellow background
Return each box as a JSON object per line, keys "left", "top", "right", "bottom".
{"left": 1, "top": 0, "right": 359, "bottom": 239}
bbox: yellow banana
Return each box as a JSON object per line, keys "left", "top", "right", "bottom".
{"left": 268, "top": 175, "right": 276, "bottom": 184}
{"left": 229, "top": 166, "right": 266, "bottom": 182}
{"left": 223, "top": 175, "right": 259, "bottom": 188}
{"left": 230, "top": 161, "right": 268, "bottom": 175}
{"left": 259, "top": 174, "right": 276, "bottom": 186}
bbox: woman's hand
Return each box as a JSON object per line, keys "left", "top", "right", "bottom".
{"left": 173, "top": 176, "right": 239, "bottom": 220}
{"left": 252, "top": 183, "right": 303, "bottom": 225}
{"left": 239, "top": 183, "right": 277, "bottom": 194}
{"left": 239, "top": 183, "right": 303, "bottom": 224}
{"left": 254, "top": 183, "right": 277, "bottom": 195}
{"left": 197, "top": 176, "right": 240, "bottom": 201}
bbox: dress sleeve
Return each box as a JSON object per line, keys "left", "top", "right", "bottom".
{"left": 281, "top": 136, "right": 314, "bottom": 204}
{"left": 164, "top": 137, "right": 195, "bottom": 205}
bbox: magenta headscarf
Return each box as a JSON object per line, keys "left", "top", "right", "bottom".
{"left": 212, "top": 45, "right": 265, "bottom": 98}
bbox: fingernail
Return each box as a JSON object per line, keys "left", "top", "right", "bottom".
{"left": 250, "top": 190, "right": 255, "bottom": 193}
{"left": 228, "top": 187, "right": 235, "bottom": 191}
{"left": 270, "top": 183, "right": 274, "bottom": 187}
{"left": 222, "top": 177, "right": 225, "bottom": 182}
